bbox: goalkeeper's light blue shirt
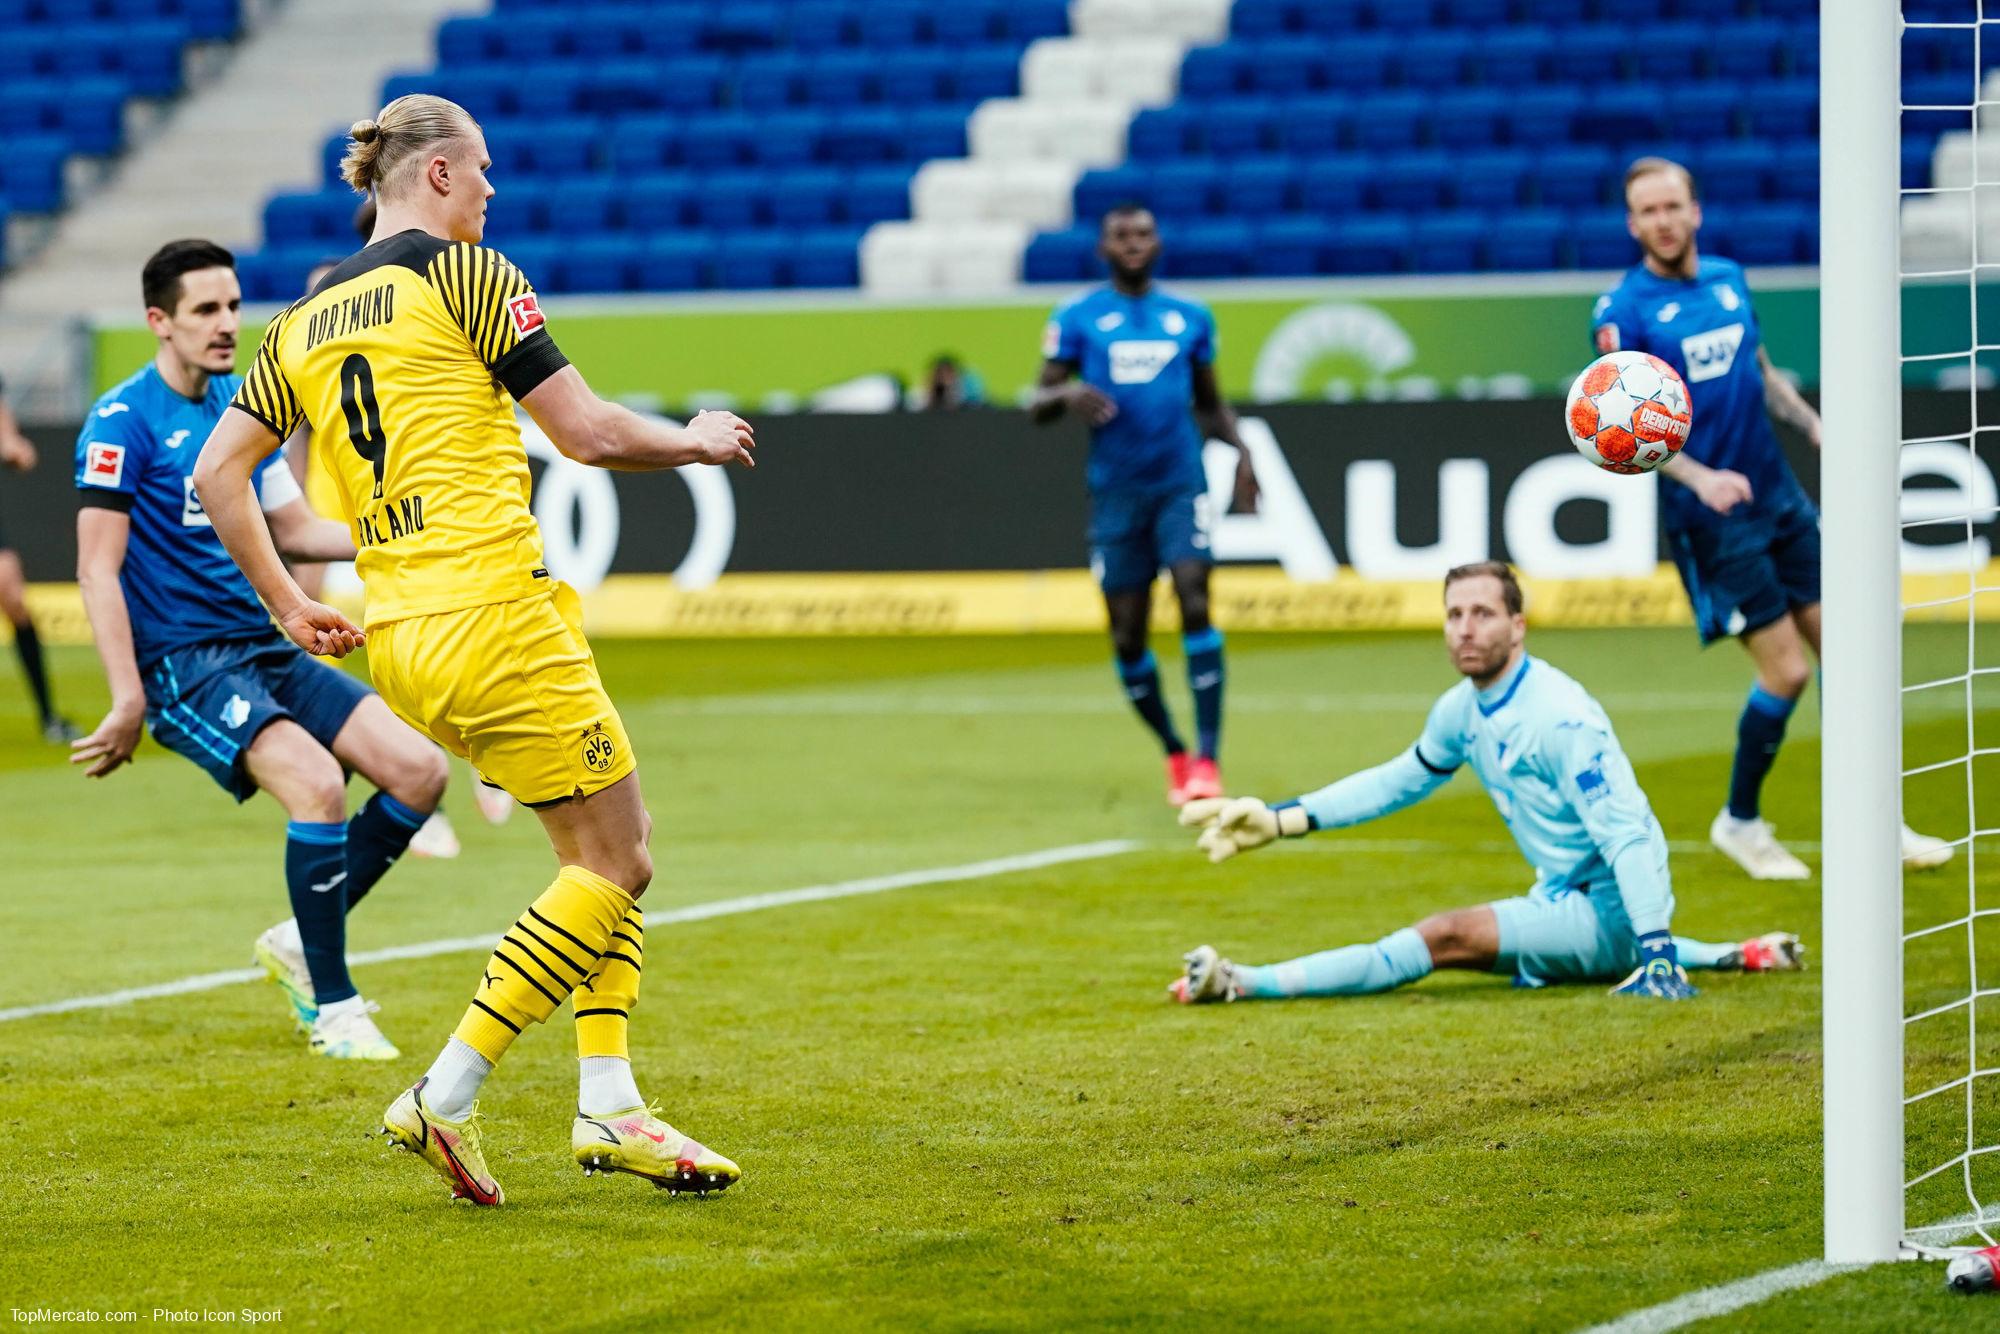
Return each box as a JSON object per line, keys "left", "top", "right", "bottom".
{"left": 1293, "top": 653, "right": 1673, "bottom": 937}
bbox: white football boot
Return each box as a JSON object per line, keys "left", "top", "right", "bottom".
{"left": 1710, "top": 810, "right": 1812, "bottom": 881}
{"left": 310, "top": 996, "right": 400, "bottom": 1060}
{"left": 252, "top": 919, "right": 316, "bottom": 1032}
{"left": 409, "top": 811, "right": 462, "bottom": 859}
{"left": 1902, "top": 824, "right": 1954, "bottom": 871}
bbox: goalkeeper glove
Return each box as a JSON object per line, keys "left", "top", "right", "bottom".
{"left": 1178, "top": 796, "right": 1313, "bottom": 864}
{"left": 1609, "top": 931, "right": 1697, "bottom": 1000}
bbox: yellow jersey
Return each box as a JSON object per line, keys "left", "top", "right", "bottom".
{"left": 231, "top": 230, "right": 569, "bottom": 626}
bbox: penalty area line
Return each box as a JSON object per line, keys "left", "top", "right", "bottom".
{"left": 0, "top": 839, "right": 1141, "bottom": 1025}
{"left": 1574, "top": 1259, "right": 1869, "bottom": 1334}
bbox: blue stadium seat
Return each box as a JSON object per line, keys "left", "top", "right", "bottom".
{"left": 999, "top": 0, "right": 1069, "bottom": 42}
{"left": 1453, "top": 148, "right": 1531, "bottom": 210}
{"left": 1248, "top": 38, "right": 1328, "bottom": 96}
{"left": 1700, "top": 139, "right": 1775, "bottom": 202}
{"left": 700, "top": 2, "right": 782, "bottom": 54}
{"left": 1398, "top": 32, "right": 1472, "bottom": 88}
{"left": 810, "top": 50, "right": 882, "bottom": 106}
{"left": 1432, "top": 89, "right": 1507, "bottom": 147}
{"left": 1560, "top": 28, "right": 1629, "bottom": 84}
{"left": 785, "top": 2, "right": 855, "bottom": 49}
{"left": 1486, "top": 209, "right": 1569, "bottom": 270}
{"left": 770, "top": 167, "right": 844, "bottom": 225}
{"left": 625, "top": 172, "right": 697, "bottom": 230}
{"left": 716, "top": 232, "right": 794, "bottom": 288}
{"left": 1161, "top": 219, "right": 1252, "bottom": 278}
{"left": 483, "top": 190, "right": 543, "bottom": 238}
{"left": 1660, "top": 84, "right": 1739, "bottom": 144}
{"left": 1432, "top": 0, "right": 1510, "bottom": 24}
{"left": 563, "top": 236, "right": 642, "bottom": 293}
{"left": 1276, "top": 94, "right": 1348, "bottom": 156}
{"left": 1299, "top": 157, "right": 1376, "bottom": 214}
{"left": 883, "top": 49, "right": 955, "bottom": 104}
{"left": 1024, "top": 228, "right": 1098, "bottom": 283}
{"left": 1251, "top": 217, "right": 1328, "bottom": 276}
{"left": 579, "top": 60, "right": 674, "bottom": 115}
{"left": 1517, "top": 0, "right": 1586, "bottom": 19}
{"left": 826, "top": 109, "right": 907, "bottom": 164}
{"left": 1501, "top": 87, "right": 1583, "bottom": 145}
{"left": 1201, "top": 98, "right": 1280, "bottom": 156}
{"left": 1223, "top": 156, "right": 1299, "bottom": 215}
{"left": 1742, "top": 82, "right": 1817, "bottom": 139}
{"left": 1471, "top": 29, "right": 1554, "bottom": 86}
{"left": 1149, "top": 160, "right": 1218, "bottom": 219}
{"left": 1376, "top": 152, "right": 1454, "bottom": 211}
{"left": 1074, "top": 166, "right": 1150, "bottom": 219}
{"left": 739, "top": 51, "right": 810, "bottom": 107}
{"left": 684, "top": 113, "right": 762, "bottom": 168}
{"left": 1664, "top": 0, "right": 1744, "bottom": 17}
{"left": 793, "top": 227, "right": 864, "bottom": 287}
{"left": 1178, "top": 44, "right": 1244, "bottom": 100}
{"left": 933, "top": 1, "right": 1002, "bottom": 46}
{"left": 756, "top": 111, "right": 830, "bottom": 167}
{"left": 607, "top": 116, "right": 682, "bottom": 173}
{"left": 0, "top": 136, "right": 66, "bottom": 211}
{"left": 1533, "top": 145, "right": 1614, "bottom": 208}
{"left": 1297, "top": 0, "right": 1369, "bottom": 36}
{"left": 1773, "top": 140, "right": 1817, "bottom": 203}
{"left": 1577, "top": 87, "right": 1668, "bottom": 145}
{"left": 515, "top": 118, "right": 601, "bottom": 178}
{"left": 844, "top": 166, "right": 914, "bottom": 224}
{"left": 1728, "top": 202, "right": 1813, "bottom": 264}
{"left": 956, "top": 46, "right": 1021, "bottom": 102}
{"left": 693, "top": 168, "right": 774, "bottom": 228}
{"left": 1646, "top": 23, "right": 1713, "bottom": 82}
{"left": 435, "top": 14, "right": 497, "bottom": 64}
{"left": 1350, "top": 91, "right": 1429, "bottom": 151}
{"left": 1712, "top": 19, "right": 1790, "bottom": 79}
{"left": 1325, "top": 216, "right": 1412, "bottom": 275}
{"left": 504, "top": 240, "right": 566, "bottom": 292}
{"left": 544, "top": 178, "right": 620, "bottom": 235}
{"left": 1324, "top": 34, "right": 1397, "bottom": 89}
{"left": 1412, "top": 212, "right": 1488, "bottom": 272}
{"left": 905, "top": 108, "right": 970, "bottom": 162}
{"left": 1573, "top": 212, "right": 1637, "bottom": 269}
{"left": 857, "top": 1, "right": 930, "bottom": 49}
{"left": 1127, "top": 106, "right": 1196, "bottom": 159}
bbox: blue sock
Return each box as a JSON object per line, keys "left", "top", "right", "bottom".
{"left": 1116, "top": 650, "right": 1185, "bottom": 756}
{"left": 1728, "top": 685, "right": 1797, "bottom": 820}
{"left": 285, "top": 820, "right": 355, "bottom": 1005}
{"left": 1236, "top": 927, "right": 1434, "bottom": 999}
{"left": 345, "top": 791, "right": 429, "bottom": 913}
{"left": 1183, "top": 627, "right": 1225, "bottom": 761}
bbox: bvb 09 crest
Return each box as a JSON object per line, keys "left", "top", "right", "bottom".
{"left": 581, "top": 724, "right": 617, "bottom": 774}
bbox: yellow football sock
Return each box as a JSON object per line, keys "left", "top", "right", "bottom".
{"left": 453, "top": 865, "right": 633, "bottom": 1064}
{"left": 575, "top": 905, "right": 643, "bottom": 1060}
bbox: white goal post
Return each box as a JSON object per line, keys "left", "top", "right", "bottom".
{"left": 1819, "top": 1, "right": 1905, "bottom": 1265}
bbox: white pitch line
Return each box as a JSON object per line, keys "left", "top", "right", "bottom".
{"left": 1575, "top": 1259, "right": 1869, "bottom": 1334}
{"left": 0, "top": 839, "right": 1141, "bottom": 1025}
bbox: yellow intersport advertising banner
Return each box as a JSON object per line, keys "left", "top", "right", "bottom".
{"left": 12, "top": 564, "right": 2000, "bottom": 644}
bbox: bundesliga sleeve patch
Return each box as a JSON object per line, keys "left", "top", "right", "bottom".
{"left": 507, "top": 291, "right": 546, "bottom": 338}
{"left": 1595, "top": 323, "right": 1621, "bottom": 354}
{"left": 83, "top": 442, "right": 126, "bottom": 488}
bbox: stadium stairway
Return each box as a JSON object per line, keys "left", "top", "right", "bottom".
{"left": 0, "top": 0, "right": 463, "bottom": 416}
{"left": 860, "top": 0, "right": 1231, "bottom": 294}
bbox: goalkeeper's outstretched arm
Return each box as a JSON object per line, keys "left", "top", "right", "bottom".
{"left": 1180, "top": 744, "right": 1458, "bottom": 863}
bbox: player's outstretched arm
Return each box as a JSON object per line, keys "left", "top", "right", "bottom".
{"left": 193, "top": 408, "right": 364, "bottom": 658}
{"left": 520, "top": 366, "right": 753, "bottom": 472}
{"left": 1179, "top": 742, "right": 1460, "bottom": 863}
{"left": 1659, "top": 452, "right": 1753, "bottom": 515}
{"left": 71, "top": 508, "right": 144, "bottom": 776}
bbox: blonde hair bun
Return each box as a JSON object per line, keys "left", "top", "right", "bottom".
{"left": 349, "top": 119, "right": 381, "bottom": 144}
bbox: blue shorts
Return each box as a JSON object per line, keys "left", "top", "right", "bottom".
{"left": 143, "top": 633, "right": 372, "bottom": 802}
{"left": 1089, "top": 488, "right": 1211, "bottom": 594}
{"left": 1491, "top": 886, "right": 1647, "bottom": 988}
{"left": 1667, "top": 491, "right": 1822, "bottom": 646}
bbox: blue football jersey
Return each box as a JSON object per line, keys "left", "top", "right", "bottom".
{"left": 1044, "top": 285, "right": 1216, "bottom": 496}
{"left": 75, "top": 364, "right": 297, "bottom": 670}
{"left": 1592, "top": 257, "right": 1804, "bottom": 532}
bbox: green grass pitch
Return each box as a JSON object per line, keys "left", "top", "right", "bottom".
{"left": 1, "top": 626, "right": 1995, "bottom": 1330}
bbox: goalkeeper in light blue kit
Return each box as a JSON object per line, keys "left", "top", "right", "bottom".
{"left": 1171, "top": 562, "right": 1800, "bottom": 1004}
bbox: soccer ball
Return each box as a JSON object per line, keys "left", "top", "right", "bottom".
{"left": 1564, "top": 351, "right": 1693, "bottom": 475}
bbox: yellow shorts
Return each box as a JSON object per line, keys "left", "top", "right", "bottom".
{"left": 365, "top": 582, "right": 636, "bottom": 806}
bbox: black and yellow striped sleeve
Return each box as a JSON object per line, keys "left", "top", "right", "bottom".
{"left": 426, "top": 243, "right": 569, "bottom": 400}
{"left": 231, "top": 307, "right": 304, "bottom": 438}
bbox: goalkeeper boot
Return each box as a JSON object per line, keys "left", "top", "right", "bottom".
{"left": 1168, "top": 944, "right": 1244, "bottom": 1004}
{"left": 1734, "top": 931, "right": 1805, "bottom": 972}
{"left": 1183, "top": 756, "right": 1223, "bottom": 802}
{"left": 1902, "top": 823, "right": 1953, "bottom": 871}
{"left": 252, "top": 920, "right": 316, "bottom": 1033}
{"left": 1709, "top": 810, "right": 1811, "bottom": 881}
{"left": 309, "top": 996, "right": 400, "bottom": 1061}
{"left": 1165, "top": 752, "right": 1195, "bottom": 807}
{"left": 573, "top": 1105, "right": 741, "bottom": 1196}
{"left": 380, "top": 1078, "right": 503, "bottom": 1206}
